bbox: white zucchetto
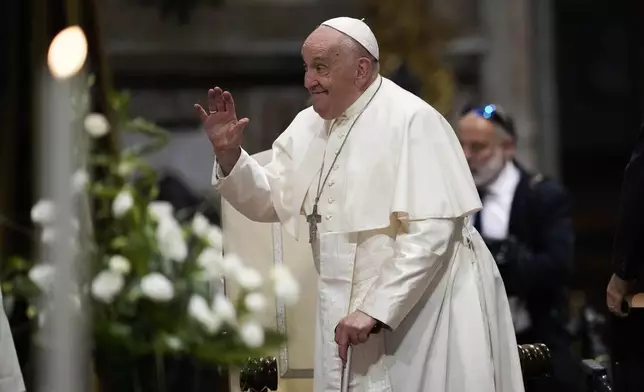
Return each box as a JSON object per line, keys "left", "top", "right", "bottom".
{"left": 320, "top": 17, "right": 379, "bottom": 61}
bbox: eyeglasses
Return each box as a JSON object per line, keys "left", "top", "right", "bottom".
{"left": 462, "top": 104, "right": 515, "bottom": 138}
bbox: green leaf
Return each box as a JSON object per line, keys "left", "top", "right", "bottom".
{"left": 111, "top": 236, "right": 128, "bottom": 249}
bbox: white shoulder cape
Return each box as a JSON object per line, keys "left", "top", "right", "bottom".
{"left": 260, "top": 76, "right": 482, "bottom": 238}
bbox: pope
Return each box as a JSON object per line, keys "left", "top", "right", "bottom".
{"left": 195, "top": 17, "right": 525, "bottom": 392}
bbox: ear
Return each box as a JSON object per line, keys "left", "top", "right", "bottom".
{"left": 356, "top": 57, "right": 372, "bottom": 81}
{"left": 501, "top": 137, "right": 516, "bottom": 158}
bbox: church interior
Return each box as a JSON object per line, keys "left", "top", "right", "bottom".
{"left": 0, "top": 0, "right": 642, "bottom": 391}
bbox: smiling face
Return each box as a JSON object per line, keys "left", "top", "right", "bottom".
{"left": 301, "top": 26, "right": 375, "bottom": 119}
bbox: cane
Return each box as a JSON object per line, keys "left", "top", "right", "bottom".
{"left": 341, "top": 345, "right": 353, "bottom": 392}
{"left": 338, "top": 321, "right": 383, "bottom": 392}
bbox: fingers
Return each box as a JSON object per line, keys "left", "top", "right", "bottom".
{"left": 207, "top": 87, "right": 226, "bottom": 113}
{"left": 338, "top": 343, "right": 349, "bottom": 364}
{"left": 607, "top": 291, "right": 627, "bottom": 317}
{"left": 207, "top": 88, "right": 218, "bottom": 113}
{"left": 235, "top": 118, "right": 250, "bottom": 133}
{"left": 335, "top": 327, "right": 349, "bottom": 363}
{"left": 223, "top": 91, "right": 236, "bottom": 116}
{"left": 357, "top": 331, "right": 370, "bottom": 344}
{"left": 214, "top": 87, "right": 226, "bottom": 112}
{"left": 194, "top": 104, "right": 208, "bottom": 122}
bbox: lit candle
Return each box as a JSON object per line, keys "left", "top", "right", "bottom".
{"left": 39, "top": 25, "right": 88, "bottom": 392}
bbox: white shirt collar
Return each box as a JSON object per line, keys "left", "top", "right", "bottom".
{"left": 486, "top": 160, "right": 521, "bottom": 197}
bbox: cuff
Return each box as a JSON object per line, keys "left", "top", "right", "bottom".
{"left": 211, "top": 149, "right": 249, "bottom": 187}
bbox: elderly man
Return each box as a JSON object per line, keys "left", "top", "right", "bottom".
{"left": 0, "top": 292, "right": 25, "bottom": 392}
{"left": 196, "top": 18, "right": 524, "bottom": 392}
{"left": 457, "top": 105, "right": 578, "bottom": 391}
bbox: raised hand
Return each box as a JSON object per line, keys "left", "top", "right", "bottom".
{"left": 194, "top": 87, "right": 249, "bottom": 174}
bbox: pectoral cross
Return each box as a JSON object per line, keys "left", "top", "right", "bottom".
{"left": 306, "top": 204, "right": 321, "bottom": 243}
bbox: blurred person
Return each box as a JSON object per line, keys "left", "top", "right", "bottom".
{"left": 0, "top": 292, "right": 25, "bottom": 391}
{"left": 606, "top": 124, "right": 644, "bottom": 392}
{"left": 195, "top": 17, "right": 524, "bottom": 392}
{"left": 457, "top": 105, "right": 579, "bottom": 391}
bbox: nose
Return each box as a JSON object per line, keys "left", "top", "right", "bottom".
{"left": 304, "top": 71, "right": 316, "bottom": 90}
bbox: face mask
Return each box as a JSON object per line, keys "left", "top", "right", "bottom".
{"left": 472, "top": 147, "right": 506, "bottom": 187}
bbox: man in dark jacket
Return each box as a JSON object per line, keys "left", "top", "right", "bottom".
{"left": 457, "top": 104, "right": 579, "bottom": 391}
{"left": 607, "top": 125, "right": 644, "bottom": 392}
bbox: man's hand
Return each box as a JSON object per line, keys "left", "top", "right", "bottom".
{"left": 607, "top": 273, "right": 629, "bottom": 317}
{"left": 334, "top": 311, "right": 377, "bottom": 363}
{"left": 194, "top": 87, "right": 249, "bottom": 174}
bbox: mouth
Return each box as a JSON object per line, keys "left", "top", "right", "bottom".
{"left": 309, "top": 90, "right": 328, "bottom": 96}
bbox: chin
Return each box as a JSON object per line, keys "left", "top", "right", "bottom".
{"left": 312, "top": 105, "right": 332, "bottom": 120}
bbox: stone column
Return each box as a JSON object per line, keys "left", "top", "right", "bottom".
{"left": 479, "top": 0, "right": 552, "bottom": 175}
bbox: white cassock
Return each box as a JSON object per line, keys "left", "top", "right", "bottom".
{"left": 213, "top": 75, "right": 525, "bottom": 392}
{"left": 0, "top": 292, "right": 25, "bottom": 392}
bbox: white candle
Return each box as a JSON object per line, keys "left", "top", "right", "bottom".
{"left": 38, "top": 26, "right": 88, "bottom": 392}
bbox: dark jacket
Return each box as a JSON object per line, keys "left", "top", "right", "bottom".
{"left": 612, "top": 125, "right": 644, "bottom": 284}
{"left": 482, "top": 163, "right": 578, "bottom": 391}
{"left": 484, "top": 163, "right": 574, "bottom": 342}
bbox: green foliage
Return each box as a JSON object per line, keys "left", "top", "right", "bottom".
{"left": 1, "top": 75, "right": 290, "bottom": 370}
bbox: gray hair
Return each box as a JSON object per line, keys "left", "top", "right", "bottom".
{"left": 341, "top": 35, "right": 380, "bottom": 73}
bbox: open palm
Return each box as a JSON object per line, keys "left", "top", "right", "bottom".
{"left": 194, "top": 87, "right": 249, "bottom": 154}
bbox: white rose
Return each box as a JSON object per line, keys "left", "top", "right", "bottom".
{"left": 272, "top": 265, "right": 300, "bottom": 306}
{"left": 71, "top": 169, "right": 89, "bottom": 193}
{"left": 219, "top": 253, "right": 243, "bottom": 277}
{"left": 108, "top": 255, "right": 131, "bottom": 275}
{"left": 188, "top": 295, "right": 222, "bottom": 333}
{"left": 196, "top": 247, "right": 223, "bottom": 279}
{"left": 28, "top": 264, "right": 55, "bottom": 291}
{"left": 240, "top": 321, "right": 265, "bottom": 348}
{"left": 156, "top": 217, "right": 188, "bottom": 262}
{"left": 191, "top": 213, "right": 211, "bottom": 238}
{"left": 244, "top": 292, "right": 267, "bottom": 314}
{"left": 112, "top": 190, "right": 134, "bottom": 218}
{"left": 30, "top": 199, "right": 55, "bottom": 225}
{"left": 207, "top": 226, "right": 223, "bottom": 250}
{"left": 140, "top": 272, "right": 174, "bottom": 302}
{"left": 117, "top": 161, "right": 135, "bottom": 177}
{"left": 41, "top": 227, "right": 56, "bottom": 245}
{"left": 84, "top": 113, "right": 110, "bottom": 138}
{"left": 148, "top": 201, "right": 174, "bottom": 221}
{"left": 212, "top": 294, "right": 236, "bottom": 323}
{"left": 164, "top": 335, "right": 183, "bottom": 351}
{"left": 235, "top": 266, "right": 263, "bottom": 291}
{"left": 91, "top": 270, "right": 124, "bottom": 304}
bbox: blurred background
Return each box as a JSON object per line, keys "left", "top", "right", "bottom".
{"left": 0, "top": 0, "right": 643, "bottom": 390}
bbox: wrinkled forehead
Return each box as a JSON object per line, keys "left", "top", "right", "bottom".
{"left": 458, "top": 113, "right": 497, "bottom": 141}
{"left": 301, "top": 26, "right": 344, "bottom": 61}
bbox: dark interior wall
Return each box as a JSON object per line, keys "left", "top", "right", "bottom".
{"left": 554, "top": 0, "right": 643, "bottom": 307}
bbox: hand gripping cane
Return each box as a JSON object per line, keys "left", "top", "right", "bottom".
{"left": 339, "top": 322, "right": 384, "bottom": 392}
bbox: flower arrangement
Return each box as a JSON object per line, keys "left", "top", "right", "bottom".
{"left": 1, "top": 78, "right": 299, "bottom": 388}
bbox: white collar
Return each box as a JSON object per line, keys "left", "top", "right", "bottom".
{"left": 486, "top": 160, "right": 520, "bottom": 197}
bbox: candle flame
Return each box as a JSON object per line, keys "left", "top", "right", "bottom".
{"left": 47, "top": 26, "right": 88, "bottom": 80}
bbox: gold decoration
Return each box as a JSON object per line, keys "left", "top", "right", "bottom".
{"left": 363, "top": 0, "right": 455, "bottom": 114}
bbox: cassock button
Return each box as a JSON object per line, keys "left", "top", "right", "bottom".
{"left": 328, "top": 180, "right": 335, "bottom": 187}
{"left": 333, "top": 165, "right": 340, "bottom": 171}
{"left": 325, "top": 215, "right": 332, "bottom": 220}
{"left": 328, "top": 197, "right": 334, "bottom": 204}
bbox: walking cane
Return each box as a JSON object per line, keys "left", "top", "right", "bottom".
{"left": 341, "top": 345, "right": 353, "bottom": 392}
{"left": 338, "top": 321, "right": 383, "bottom": 391}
